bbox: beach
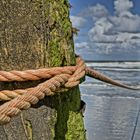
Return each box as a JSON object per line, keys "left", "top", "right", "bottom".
{"left": 81, "top": 61, "right": 140, "bottom": 140}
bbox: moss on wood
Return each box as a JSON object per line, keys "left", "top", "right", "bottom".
{"left": 0, "top": 0, "right": 86, "bottom": 139}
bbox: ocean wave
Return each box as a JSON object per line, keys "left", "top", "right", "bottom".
{"left": 86, "top": 62, "right": 140, "bottom": 69}
{"left": 93, "top": 67, "right": 140, "bottom": 72}
{"left": 134, "top": 85, "right": 140, "bottom": 89}
{"left": 81, "top": 83, "right": 140, "bottom": 88}
{"left": 81, "top": 93, "right": 140, "bottom": 99}
{"left": 80, "top": 83, "right": 109, "bottom": 87}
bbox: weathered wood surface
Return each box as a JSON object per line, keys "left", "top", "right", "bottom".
{"left": 0, "top": 0, "right": 86, "bottom": 140}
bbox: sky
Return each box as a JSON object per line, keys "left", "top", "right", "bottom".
{"left": 69, "top": 0, "right": 140, "bottom": 61}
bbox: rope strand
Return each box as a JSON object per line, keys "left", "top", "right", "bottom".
{"left": 0, "top": 56, "right": 139, "bottom": 124}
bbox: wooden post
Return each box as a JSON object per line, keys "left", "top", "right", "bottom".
{"left": 0, "top": 0, "right": 86, "bottom": 140}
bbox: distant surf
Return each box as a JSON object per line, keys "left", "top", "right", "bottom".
{"left": 80, "top": 61, "right": 140, "bottom": 98}
{"left": 86, "top": 61, "right": 140, "bottom": 69}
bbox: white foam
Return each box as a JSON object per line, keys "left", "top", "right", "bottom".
{"left": 95, "top": 67, "right": 140, "bottom": 72}
{"left": 80, "top": 83, "right": 108, "bottom": 87}
{"left": 86, "top": 62, "right": 140, "bottom": 69}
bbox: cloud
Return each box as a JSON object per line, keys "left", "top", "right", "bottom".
{"left": 88, "top": 17, "right": 116, "bottom": 43}
{"left": 80, "top": 4, "right": 109, "bottom": 20}
{"left": 75, "top": 42, "right": 89, "bottom": 49}
{"left": 110, "top": 12, "right": 140, "bottom": 32}
{"left": 70, "top": 0, "right": 140, "bottom": 57}
{"left": 70, "top": 16, "right": 86, "bottom": 28}
{"left": 114, "top": 0, "right": 133, "bottom": 15}
{"left": 87, "top": 0, "right": 140, "bottom": 54}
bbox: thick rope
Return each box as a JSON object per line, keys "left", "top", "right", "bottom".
{"left": 0, "top": 57, "right": 86, "bottom": 124}
{"left": 0, "top": 56, "right": 139, "bottom": 124}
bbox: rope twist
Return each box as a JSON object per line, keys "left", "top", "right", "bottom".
{"left": 0, "top": 56, "right": 139, "bottom": 124}
{"left": 0, "top": 56, "right": 86, "bottom": 124}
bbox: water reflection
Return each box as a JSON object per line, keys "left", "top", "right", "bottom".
{"left": 82, "top": 95, "right": 140, "bottom": 140}
{"left": 80, "top": 62, "right": 140, "bottom": 140}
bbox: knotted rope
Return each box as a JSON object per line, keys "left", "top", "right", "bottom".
{"left": 0, "top": 56, "right": 139, "bottom": 124}
{"left": 0, "top": 56, "right": 86, "bottom": 124}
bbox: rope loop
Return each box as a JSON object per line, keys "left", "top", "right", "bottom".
{"left": 0, "top": 56, "right": 139, "bottom": 124}
{"left": 0, "top": 56, "right": 86, "bottom": 124}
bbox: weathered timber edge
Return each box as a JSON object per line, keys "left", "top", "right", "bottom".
{"left": 0, "top": 0, "right": 86, "bottom": 140}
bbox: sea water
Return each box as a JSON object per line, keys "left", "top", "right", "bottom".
{"left": 80, "top": 61, "right": 140, "bottom": 140}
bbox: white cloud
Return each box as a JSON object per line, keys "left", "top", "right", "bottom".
{"left": 87, "top": 0, "right": 140, "bottom": 54}
{"left": 70, "top": 0, "right": 140, "bottom": 56}
{"left": 110, "top": 13, "right": 140, "bottom": 32}
{"left": 114, "top": 0, "right": 133, "bottom": 15}
{"left": 80, "top": 4, "right": 108, "bottom": 20}
{"left": 94, "top": 43, "right": 115, "bottom": 54}
{"left": 75, "top": 42, "right": 89, "bottom": 49}
{"left": 70, "top": 16, "right": 86, "bottom": 28}
{"left": 88, "top": 18, "right": 116, "bottom": 43}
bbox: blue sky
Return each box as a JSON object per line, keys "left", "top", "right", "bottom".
{"left": 70, "top": 0, "right": 140, "bottom": 61}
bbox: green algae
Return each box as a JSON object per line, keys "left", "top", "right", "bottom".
{"left": 1, "top": 0, "right": 86, "bottom": 139}
{"left": 46, "top": 1, "right": 86, "bottom": 139}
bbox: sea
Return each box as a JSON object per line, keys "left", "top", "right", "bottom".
{"left": 80, "top": 61, "right": 140, "bottom": 140}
